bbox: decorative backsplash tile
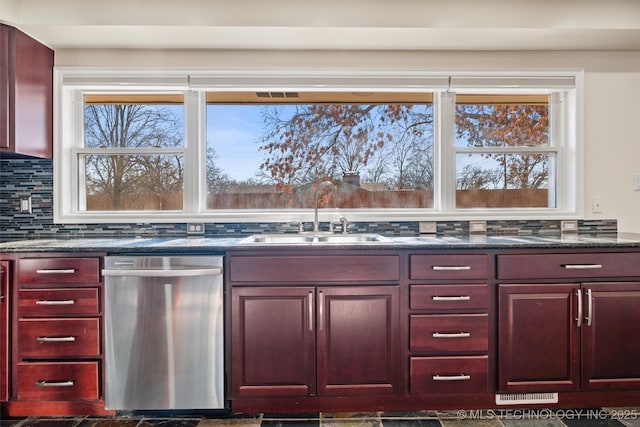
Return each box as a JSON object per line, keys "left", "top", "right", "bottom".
{"left": 0, "top": 158, "right": 617, "bottom": 240}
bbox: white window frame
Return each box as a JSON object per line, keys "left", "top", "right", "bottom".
{"left": 54, "top": 68, "right": 583, "bottom": 224}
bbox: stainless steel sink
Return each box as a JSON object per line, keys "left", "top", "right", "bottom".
{"left": 237, "top": 233, "right": 391, "bottom": 245}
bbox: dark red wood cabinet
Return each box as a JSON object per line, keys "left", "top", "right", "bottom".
{"left": 0, "top": 260, "right": 9, "bottom": 402}
{"left": 231, "top": 284, "right": 400, "bottom": 398}
{"left": 498, "top": 252, "right": 640, "bottom": 393}
{"left": 4, "top": 255, "right": 112, "bottom": 417}
{"left": 228, "top": 251, "right": 401, "bottom": 410}
{"left": 0, "top": 24, "right": 54, "bottom": 159}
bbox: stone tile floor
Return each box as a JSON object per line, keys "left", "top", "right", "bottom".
{"left": 2, "top": 409, "right": 640, "bottom": 427}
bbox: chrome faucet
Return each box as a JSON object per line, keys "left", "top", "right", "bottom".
{"left": 313, "top": 180, "right": 337, "bottom": 232}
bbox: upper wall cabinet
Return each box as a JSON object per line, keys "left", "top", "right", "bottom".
{"left": 0, "top": 24, "right": 54, "bottom": 159}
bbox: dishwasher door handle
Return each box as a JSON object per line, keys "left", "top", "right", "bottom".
{"left": 102, "top": 268, "right": 222, "bottom": 277}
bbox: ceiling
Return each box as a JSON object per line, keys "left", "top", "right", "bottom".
{"left": 1, "top": 0, "right": 640, "bottom": 51}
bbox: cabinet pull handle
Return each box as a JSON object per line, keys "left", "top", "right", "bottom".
{"left": 432, "top": 266, "right": 471, "bottom": 271}
{"left": 319, "top": 291, "right": 324, "bottom": 331}
{"left": 35, "top": 380, "right": 74, "bottom": 387}
{"left": 308, "top": 291, "right": 314, "bottom": 332}
{"left": 576, "top": 288, "right": 583, "bottom": 327}
{"left": 36, "top": 300, "right": 75, "bottom": 306}
{"left": 432, "top": 296, "right": 471, "bottom": 301}
{"left": 585, "top": 288, "right": 593, "bottom": 326}
{"left": 35, "top": 269, "right": 76, "bottom": 274}
{"left": 432, "top": 374, "right": 471, "bottom": 381}
{"left": 432, "top": 332, "right": 471, "bottom": 338}
{"left": 36, "top": 336, "right": 76, "bottom": 343}
{"left": 562, "top": 264, "right": 602, "bottom": 270}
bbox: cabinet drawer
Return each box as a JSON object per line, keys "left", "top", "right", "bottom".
{"left": 410, "top": 284, "right": 488, "bottom": 310}
{"left": 19, "top": 318, "right": 100, "bottom": 358}
{"left": 410, "top": 356, "right": 488, "bottom": 394}
{"left": 410, "top": 314, "right": 488, "bottom": 353}
{"left": 19, "top": 288, "right": 100, "bottom": 317}
{"left": 16, "top": 362, "right": 99, "bottom": 400}
{"left": 229, "top": 255, "right": 400, "bottom": 283}
{"left": 410, "top": 255, "right": 488, "bottom": 280}
{"left": 18, "top": 258, "right": 100, "bottom": 285}
{"left": 497, "top": 252, "right": 640, "bottom": 280}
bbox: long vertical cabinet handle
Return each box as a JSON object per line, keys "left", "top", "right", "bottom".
{"left": 308, "top": 291, "right": 314, "bottom": 332}
{"left": 585, "top": 288, "right": 593, "bottom": 326}
{"left": 576, "top": 288, "right": 583, "bottom": 327}
{"left": 0, "top": 267, "right": 5, "bottom": 302}
{"left": 318, "top": 291, "right": 324, "bottom": 331}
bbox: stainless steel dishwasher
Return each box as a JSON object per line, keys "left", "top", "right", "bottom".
{"left": 102, "top": 255, "right": 224, "bottom": 410}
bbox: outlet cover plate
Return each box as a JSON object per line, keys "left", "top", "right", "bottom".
{"left": 419, "top": 221, "right": 437, "bottom": 234}
{"left": 187, "top": 223, "right": 205, "bottom": 235}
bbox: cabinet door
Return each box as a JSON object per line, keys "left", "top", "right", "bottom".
{"left": 317, "top": 286, "right": 400, "bottom": 396}
{"left": 231, "top": 286, "right": 315, "bottom": 397}
{"left": 582, "top": 282, "right": 640, "bottom": 390}
{"left": 1, "top": 261, "right": 9, "bottom": 401}
{"left": 0, "top": 26, "right": 9, "bottom": 150}
{"left": 498, "top": 283, "right": 580, "bottom": 392}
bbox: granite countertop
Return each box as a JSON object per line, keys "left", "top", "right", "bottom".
{"left": 1, "top": 233, "right": 640, "bottom": 253}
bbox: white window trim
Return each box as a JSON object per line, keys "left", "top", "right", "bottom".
{"left": 53, "top": 68, "right": 584, "bottom": 224}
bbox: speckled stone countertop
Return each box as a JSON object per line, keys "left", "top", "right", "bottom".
{"left": 1, "top": 233, "right": 640, "bottom": 253}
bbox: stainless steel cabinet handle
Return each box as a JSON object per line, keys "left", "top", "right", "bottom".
{"left": 585, "top": 288, "right": 593, "bottom": 326}
{"left": 35, "top": 380, "right": 74, "bottom": 387}
{"left": 432, "top": 296, "right": 471, "bottom": 301}
{"left": 562, "top": 264, "right": 602, "bottom": 270}
{"left": 36, "top": 269, "right": 76, "bottom": 274}
{"left": 432, "top": 374, "right": 471, "bottom": 381}
{"left": 318, "top": 291, "right": 324, "bottom": 331}
{"left": 308, "top": 291, "right": 314, "bottom": 332}
{"left": 576, "top": 289, "right": 583, "bottom": 327}
{"left": 432, "top": 266, "right": 471, "bottom": 271}
{"left": 432, "top": 332, "right": 471, "bottom": 338}
{"left": 36, "top": 300, "right": 75, "bottom": 306}
{"left": 36, "top": 336, "right": 76, "bottom": 343}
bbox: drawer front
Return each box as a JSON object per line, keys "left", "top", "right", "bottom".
{"left": 18, "top": 258, "right": 100, "bottom": 285}
{"left": 229, "top": 255, "right": 400, "bottom": 283}
{"left": 410, "top": 356, "right": 488, "bottom": 394}
{"left": 16, "top": 362, "right": 99, "bottom": 401}
{"left": 19, "top": 288, "right": 100, "bottom": 317}
{"left": 410, "top": 284, "right": 488, "bottom": 310}
{"left": 410, "top": 254, "right": 488, "bottom": 280}
{"left": 19, "top": 318, "right": 100, "bottom": 358}
{"left": 497, "top": 252, "right": 640, "bottom": 280}
{"left": 410, "top": 314, "right": 488, "bottom": 353}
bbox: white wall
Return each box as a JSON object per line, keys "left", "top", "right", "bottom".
{"left": 54, "top": 49, "right": 640, "bottom": 232}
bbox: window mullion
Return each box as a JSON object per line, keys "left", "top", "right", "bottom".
{"left": 182, "top": 90, "right": 201, "bottom": 215}
{"left": 439, "top": 91, "right": 456, "bottom": 213}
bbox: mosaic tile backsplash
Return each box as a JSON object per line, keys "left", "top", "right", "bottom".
{"left": 1, "top": 158, "right": 617, "bottom": 240}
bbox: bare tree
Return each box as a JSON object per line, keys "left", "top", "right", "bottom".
{"left": 84, "top": 104, "right": 183, "bottom": 209}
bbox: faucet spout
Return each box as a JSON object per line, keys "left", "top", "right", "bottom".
{"left": 313, "top": 180, "right": 337, "bottom": 232}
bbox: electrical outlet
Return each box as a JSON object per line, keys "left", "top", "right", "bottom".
{"left": 187, "top": 223, "right": 205, "bottom": 235}
{"left": 635, "top": 174, "right": 640, "bottom": 191}
{"left": 561, "top": 220, "right": 579, "bottom": 233}
{"left": 20, "top": 196, "right": 32, "bottom": 213}
{"left": 591, "top": 196, "right": 603, "bottom": 213}
{"left": 418, "top": 221, "right": 437, "bottom": 234}
{"left": 469, "top": 220, "right": 487, "bottom": 235}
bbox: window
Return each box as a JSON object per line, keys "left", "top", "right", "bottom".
{"left": 205, "top": 92, "right": 434, "bottom": 210}
{"left": 80, "top": 94, "right": 185, "bottom": 211}
{"left": 55, "top": 71, "right": 582, "bottom": 223}
{"left": 454, "top": 94, "right": 555, "bottom": 209}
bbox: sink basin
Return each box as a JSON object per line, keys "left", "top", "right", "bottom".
{"left": 237, "top": 233, "right": 391, "bottom": 245}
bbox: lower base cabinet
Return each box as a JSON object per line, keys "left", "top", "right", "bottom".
{"left": 231, "top": 285, "right": 400, "bottom": 399}
{"left": 499, "top": 281, "right": 640, "bottom": 392}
